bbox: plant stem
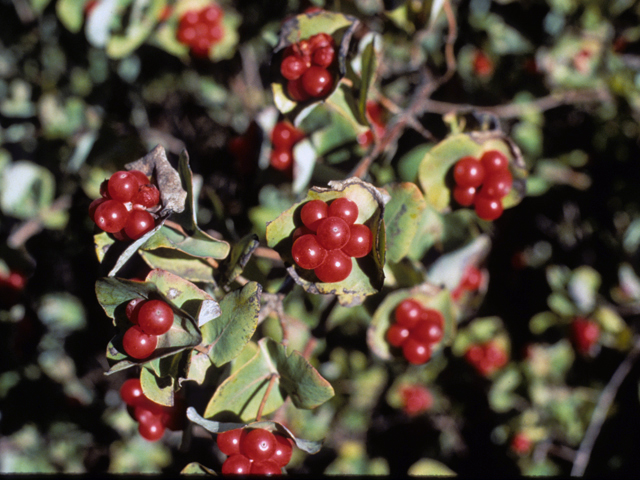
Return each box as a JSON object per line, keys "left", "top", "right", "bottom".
{"left": 570, "top": 335, "right": 640, "bottom": 476}
{"left": 256, "top": 373, "right": 279, "bottom": 422}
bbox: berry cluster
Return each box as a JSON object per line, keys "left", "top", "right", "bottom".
{"left": 291, "top": 198, "right": 373, "bottom": 283}
{"left": 176, "top": 5, "right": 225, "bottom": 58}
{"left": 89, "top": 170, "right": 160, "bottom": 241}
{"left": 571, "top": 317, "right": 600, "bottom": 355}
{"left": 464, "top": 341, "right": 508, "bottom": 376}
{"left": 280, "top": 33, "right": 336, "bottom": 101}
{"left": 399, "top": 385, "right": 433, "bottom": 416}
{"left": 120, "top": 378, "right": 185, "bottom": 441}
{"left": 452, "top": 150, "right": 513, "bottom": 221}
{"left": 217, "top": 427, "right": 293, "bottom": 475}
{"left": 386, "top": 299, "right": 444, "bottom": 365}
{"left": 451, "top": 266, "right": 483, "bottom": 301}
{"left": 270, "top": 121, "right": 305, "bottom": 172}
{"left": 122, "top": 298, "right": 174, "bottom": 360}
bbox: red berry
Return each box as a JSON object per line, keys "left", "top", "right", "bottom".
{"left": 572, "top": 317, "right": 600, "bottom": 354}
{"left": 272, "top": 434, "right": 293, "bottom": 467}
{"left": 314, "top": 249, "right": 352, "bottom": 283}
{"left": 122, "top": 325, "right": 158, "bottom": 359}
{"left": 108, "top": 171, "right": 141, "bottom": 203}
{"left": 412, "top": 314, "right": 444, "bottom": 345}
{"left": 478, "top": 170, "right": 513, "bottom": 199}
{"left": 474, "top": 196, "right": 504, "bottom": 220}
{"left": 386, "top": 323, "right": 410, "bottom": 347}
{"left": 461, "top": 266, "right": 483, "bottom": 291}
{"left": 132, "top": 184, "right": 160, "bottom": 208}
{"left": 480, "top": 150, "right": 509, "bottom": 174}
{"left": 309, "top": 33, "right": 334, "bottom": 51}
{"left": 328, "top": 197, "right": 358, "bottom": 225}
{"left": 206, "top": 23, "right": 224, "bottom": 43}
{"left": 180, "top": 10, "right": 199, "bottom": 28}
{"left": 315, "top": 216, "right": 351, "bottom": 250}
{"left": 465, "top": 345, "right": 484, "bottom": 365}
{"left": 281, "top": 55, "right": 308, "bottom": 80}
{"left": 473, "top": 50, "right": 493, "bottom": 76}
{"left": 484, "top": 342, "right": 508, "bottom": 369}
{"left": 312, "top": 46, "right": 335, "bottom": 68}
{"left": 453, "top": 185, "right": 476, "bottom": 207}
{"left": 138, "top": 415, "right": 165, "bottom": 441}
{"left": 453, "top": 157, "right": 485, "bottom": 188}
{"left": 341, "top": 224, "right": 373, "bottom": 258}
{"left": 251, "top": 460, "right": 281, "bottom": 475}
{"left": 177, "top": 25, "right": 197, "bottom": 44}
{"left": 191, "top": 36, "right": 212, "bottom": 57}
{"left": 292, "top": 225, "right": 313, "bottom": 242}
{"left": 137, "top": 299, "right": 174, "bottom": 336}
{"left": 287, "top": 77, "right": 312, "bottom": 102}
{"left": 292, "top": 234, "right": 328, "bottom": 270}
{"left": 124, "top": 209, "right": 155, "bottom": 240}
{"left": 241, "top": 428, "right": 276, "bottom": 461}
{"left": 270, "top": 149, "right": 293, "bottom": 171}
{"left": 129, "top": 170, "right": 149, "bottom": 186}
{"left": 199, "top": 4, "right": 223, "bottom": 24}
{"left": 94, "top": 199, "right": 129, "bottom": 233}
{"left": 218, "top": 428, "right": 244, "bottom": 456}
{"left": 394, "top": 299, "right": 423, "bottom": 329}
{"left": 120, "top": 378, "right": 145, "bottom": 406}
{"left": 400, "top": 385, "right": 433, "bottom": 415}
{"left": 134, "top": 405, "right": 162, "bottom": 425}
{"left": 125, "top": 298, "right": 145, "bottom": 324}
{"left": 300, "top": 200, "right": 328, "bottom": 231}
{"left": 402, "top": 338, "right": 432, "bottom": 365}
{"left": 222, "top": 455, "right": 252, "bottom": 475}
{"left": 271, "top": 122, "right": 304, "bottom": 150}
{"left": 88, "top": 197, "right": 107, "bottom": 222}
{"left": 301, "top": 66, "right": 333, "bottom": 97}
{"left": 511, "top": 432, "right": 532, "bottom": 455}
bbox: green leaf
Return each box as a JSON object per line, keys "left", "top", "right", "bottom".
{"left": 488, "top": 365, "right": 522, "bottom": 412}
{"left": 266, "top": 177, "right": 387, "bottom": 306}
{"left": 408, "top": 458, "right": 456, "bottom": 476}
{"left": 204, "top": 338, "right": 334, "bottom": 421}
{"left": 384, "top": 182, "right": 428, "bottom": 263}
{"left": 186, "top": 407, "right": 323, "bottom": 454}
{"left": 547, "top": 292, "right": 576, "bottom": 317}
{"left": 180, "top": 462, "right": 216, "bottom": 475}
{"left": 0, "top": 161, "right": 55, "bottom": 220}
{"left": 427, "top": 235, "right": 491, "bottom": 290}
{"left": 567, "top": 266, "right": 601, "bottom": 314}
{"left": 201, "top": 282, "right": 261, "bottom": 367}
{"left": 140, "top": 367, "right": 175, "bottom": 407}
{"left": 106, "top": 0, "right": 165, "bottom": 59}
{"left": 451, "top": 316, "right": 507, "bottom": 356}
{"left": 219, "top": 234, "right": 260, "bottom": 286}
{"left": 368, "top": 286, "right": 456, "bottom": 361}
{"left": 57, "top": 0, "right": 88, "bottom": 33}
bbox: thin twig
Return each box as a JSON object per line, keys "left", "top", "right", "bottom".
{"left": 570, "top": 335, "right": 640, "bottom": 476}
{"left": 256, "top": 373, "right": 279, "bottom": 422}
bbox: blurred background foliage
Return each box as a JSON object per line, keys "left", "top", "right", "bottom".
{"left": 1, "top": 0, "right": 640, "bottom": 476}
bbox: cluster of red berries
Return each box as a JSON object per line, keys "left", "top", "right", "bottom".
{"left": 452, "top": 150, "right": 513, "bottom": 221}
{"left": 291, "top": 198, "right": 373, "bottom": 283}
{"left": 217, "top": 427, "right": 293, "bottom": 475}
{"left": 571, "top": 317, "right": 600, "bottom": 355}
{"left": 121, "top": 298, "right": 174, "bottom": 360}
{"left": 386, "top": 299, "right": 444, "bottom": 365}
{"left": 120, "top": 378, "right": 185, "bottom": 441}
{"left": 280, "top": 33, "right": 336, "bottom": 101}
{"left": 89, "top": 170, "right": 160, "bottom": 241}
{"left": 399, "top": 385, "right": 433, "bottom": 416}
{"left": 357, "top": 101, "right": 386, "bottom": 147}
{"left": 270, "top": 121, "right": 305, "bottom": 172}
{"left": 451, "top": 265, "right": 483, "bottom": 301}
{"left": 464, "top": 341, "right": 508, "bottom": 376}
{"left": 176, "top": 4, "right": 225, "bottom": 58}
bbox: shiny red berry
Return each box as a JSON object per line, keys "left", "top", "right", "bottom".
{"left": 124, "top": 209, "right": 155, "bottom": 240}
{"left": 402, "top": 338, "right": 432, "bottom": 365}
{"left": 572, "top": 317, "right": 600, "bottom": 354}
{"left": 94, "top": 200, "right": 129, "bottom": 233}
{"left": 301, "top": 66, "right": 333, "bottom": 97}
{"left": 292, "top": 234, "right": 328, "bottom": 270}
{"left": 411, "top": 318, "right": 444, "bottom": 345}
{"left": 270, "top": 149, "right": 293, "bottom": 171}
{"left": 251, "top": 460, "right": 281, "bottom": 475}
{"left": 281, "top": 55, "right": 308, "bottom": 80}
{"left": 138, "top": 414, "right": 165, "bottom": 441}
{"left": 478, "top": 170, "right": 513, "bottom": 199}
{"left": 400, "top": 385, "right": 433, "bottom": 415}
{"left": 453, "top": 185, "right": 476, "bottom": 207}
{"left": 312, "top": 46, "right": 335, "bottom": 68}
{"left": 137, "top": 299, "right": 174, "bottom": 336}
{"left": 218, "top": 428, "right": 244, "bottom": 456}
{"left": 453, "top": 157, "right": 485, "bottom": 188}
{"left": 108, "top": 171, "right": 141, "bottom": 203}
{"left": 314, "top": 249, "right": 352, "bottom": 283}
{"left": 394, "top": 299, "right": 423, "bottom": 329}
{"left": 125, "top": 298, "right": 145, "bottom": 324}
{"left": 199, "top": 4, "right": 223, "bottom": 24}
{"left": 122, "top": 325, "right": 157, "bottom": 359}
{"left": 132, "top": 184, "right": 160, "bottom": 208}
{"left": 328, "top": 197, "right": 358, "bottom": 224}
{"left": 287, "top": 77, "right": 311, "bottom": 102}
{"left": 241, "top": 428, "right": 276, "bottom": 461}
{"left": 480, "top": 150, "right": 509, "bottom": 174}
{"left": 341, "top": 224, "right": 372, "bottom": 258}
{"left": 474, "top": 196, "right": 504, "bottom": 220}
{"left": 120, "top": 378, "right": 145, "bottom": 406}
{"left": 309, "top": 32, "right": 334, "bottom": 51}
{"left": 222, "top": 455, "right": 252, "bottom": 475}
{"left": 386, "top": 323, "right": 410, "bottom": 347}
{"left": 272, "top": 434, "right": 293, "bottom": 467}
{"left": 88, "top": 197, "right": 107, "bottom": 222}
{"left": 300, "top": 200, "right": 328, "bottom": 231}
{"left": 271, "top": 122, "right": 304, "bottom": 150}
{"left": 316, "top": 216, "right": 351, "bottom": 250}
